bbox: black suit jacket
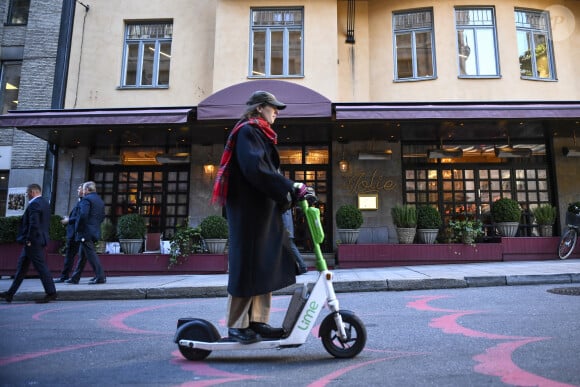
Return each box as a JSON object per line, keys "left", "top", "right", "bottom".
{"left": 17, "top": 196, "right": 50, "bottom": 247}
{"left": 75, "top": 192, "right": 105, "bottom": 242}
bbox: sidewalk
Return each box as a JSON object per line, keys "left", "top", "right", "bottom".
{"left": 1, "top": 259, "right": 579, "bottom": 302}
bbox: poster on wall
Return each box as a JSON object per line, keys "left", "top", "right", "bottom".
{"left": 6, "top": 187, "right": 27, "bottom": 217}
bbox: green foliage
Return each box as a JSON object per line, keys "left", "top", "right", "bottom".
{"left": 391, "top": 204, "right": 417, "bottom": 228}
{"left": 169, "top": 224, "right": 203, "bottom": 267}
{"left": 335, "top": 204, "right": 364, "bottom": 229}
{"left": 416, "top": 205, "right": 442, "bottom": 229}
{"left": 49, "top": 215, "right": 66, "bottom": 242}
{"left": 0, "top": 216, "right": 21, "bottom": 244}
{"left": 199, "top": 215, "right": 229, "bottom": 239}
{"left": 491, "top": 198, "right": 522, "bottom": 223}
{"left": 116, "top": 213, "right": 147, "bottom": 239}
{"left": 100, "top": 218, "right": 117, "bottom": 242}
{"left": 449, "top": 217, "right": 484, "bottom": 245}
{"left": 532, "top": 204, "right": 556, "bottom": 225}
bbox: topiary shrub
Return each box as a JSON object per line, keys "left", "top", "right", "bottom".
{"left": 491, "top": 198, "right": 522, "bottom": 223}
{"left": 416, "top": 205, "right": 442, "bottom": 229}
{"left": 0, "top": 216, "right": 21, "bottom": 244}
{"left": 117, "top": 213, "right": 147, "bottom": 239}
{"left": 532, "top": 204, "right": 556, "bottom": 225}
{"left": 335, "top": 204, "right": 364, "bottom": 229}
{"left": 100, "top": 218, "right": 117, "bottom": 242}
{"left": 199, "top": 215, "right": 229, "bottom": 239}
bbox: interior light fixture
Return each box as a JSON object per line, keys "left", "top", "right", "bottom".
{"left": 155, "top": 153, "right": 190, "bottom": 164}
{"left": 203, "top": 164, "right": 215, "bottom": 176}
{"left": 562, "top": 147, "right": 580, "bottom": 157}
{"left": 494, "top": 147, "right": 532, "bottom": 158}
{"left": 427, "top": 148, "right": 463, "bottom": 159}
{"left": 358, "top": 150, "right": 393, "bottom": 160}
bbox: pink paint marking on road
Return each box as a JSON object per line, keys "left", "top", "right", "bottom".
{"left": 0, "top": 339, "right": 128, "bottom": 366}
{"left": 104, "top": 301, "right": 193, "bottom": 334}
{"left": 430, "top": 312, "right": 526, "bottom": 340}
{"left": 406, "top": 295, "right": 457, "bottom": 312}
{"left": 170, "top": 350, "right": 261, "bottom": 386}
{"left": 474, "top": 338, "right": 576, "bottom": 387}
{"left": 32, "top": 305, "right": 86, "bottom": 320}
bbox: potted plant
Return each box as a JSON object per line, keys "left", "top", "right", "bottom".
{"left": 416, "top": 205, "right": 442, "bottom": 244}
{"left": 48, "top": 214, "right": 67, "bottom": 254}
{"left": 491, "top": 198, "right": 522, "bottom": 237}
{"left": 169, "top": 224, "right": 203, "bottom": 267}
{"left": 449, "top": 217, "right": 484, "bottom": 246}
{"left": 391, "top": 204, "right": 417, "bottom": 244}
{"left": 200, "top": 215, "right": 229, "bottom": 254}
{"left": 335, "top": 204, "right": 364, "bottom": 244}
{"left": 532, "top": 204, "right": 556, "bottom": 237}
{"left": 99, "top": 218, "right": 117, "bottom": 253}
{"left": 0, "top": 216, "right": 21, "bottom": 245}
{"left": 117, "top": 213, "right": 147, "bottom": 254}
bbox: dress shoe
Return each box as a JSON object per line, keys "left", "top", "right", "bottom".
{"left": 249, "top": 322, "right": 285, "bottom": 339}
{"left": 298, "top": 266, "right": 308, "bottom": 275}
{"left": 53, "top": 277, "right": 68, "bottom": 283}
{"left": 0, "top": 291, "right": 13, "bottom": 303}
{"left": 88, "top": 278, "right": 106, "bottom": 284}
{"left": 35, "top": 293, "right": 57, "bottom": 304}
{"left": 228, "top": 328, "right": 261, "bottom": 344}
{"left": 65, "top": 279, "right": 79, "bottom": 284}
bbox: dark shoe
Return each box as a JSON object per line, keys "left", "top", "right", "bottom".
{"left": 53, "top": 277, "right": 68, "bottom": 283}
{"left": 249, "top": 322, "right": 285, "bottom": 339}
{"left": 65, "top": 279, "right": 79, "bottom": 284}
{"left": 35, "top": 293, "right": 57, "bottom": 304}
{"left": 0, "top": 291, "right": 13, "bottom": 303}
{"left": 298, "top": 266, "right": 308, "bottom": 275}
{"left": 228, "top": 328, "right": 261, "bottom": 344}
{"left": 88, "top": 278, "right": 106, "bottom": 284}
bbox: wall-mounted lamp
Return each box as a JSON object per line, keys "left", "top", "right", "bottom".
{"left": 339, "top": 159, "right": 349, "bottom": 173}
{"left": 203, "top": 164, "right": 215, "bottom": 175}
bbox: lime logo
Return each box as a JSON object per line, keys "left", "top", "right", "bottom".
{"left": 297, "top": 300, "right": 320, "bottom": 330}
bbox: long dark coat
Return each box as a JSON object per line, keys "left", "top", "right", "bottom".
{"left": 225, "top": 123, "right": 296, "bottom": 297}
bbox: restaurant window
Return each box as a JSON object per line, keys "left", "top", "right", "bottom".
{"left": 455, "top": 7, "right": 499, "bottom": 77}
{"left": 515, "top": 9, "right": 555, "bottom": 80}
{"left": 6, "top": 0, "right": 30, "bottom": 25}
{"left": 402, "top": 144, "right": 551, "bottom": 236}
{"left": 121, "top": 21, "right": 172, "bottom": 88}
{"left": 250, "top": 7, "right": 303, "bottom": 77}
{"left": 0, "top": 62, "right": 21, "bottom": 114}
{"left": 393, "top": 8, "right": 435, "bottom": 81}
{"left": 92, "top": 165, "right": 189, "bottom": 238}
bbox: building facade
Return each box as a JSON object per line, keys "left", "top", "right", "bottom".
{"left": 1, "top": 0, "right": 579, "bottom": 254}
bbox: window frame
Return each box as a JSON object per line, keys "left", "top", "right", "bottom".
{"left": 515, "top": 8, "right": 556, "bottom": 81}
{"left": 249, "top": 7, "right": 304, "bottom": 78}
{"left": 455, "top": 6, "right": 500, "bottom": 78}
{"left": 392, "top": 8, "right": 437, "bottom": 82}
{"left": 6, "top": 0, "right": 30, "bottom": 25}
{"left": 0, "top": 62, "right": 22, "bottom": 114}
{"left": 120, "top": 21, "right": 173, "bottom": 89}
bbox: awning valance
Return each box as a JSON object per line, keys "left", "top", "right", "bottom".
{"left": 197, "top": 80, "right": 331, "bottom": 120}
{"left": 335, "top": 102, "right": 580, "bottom": 120}
{"left": 0, "top": 107, "right": 193, "bottom": 128}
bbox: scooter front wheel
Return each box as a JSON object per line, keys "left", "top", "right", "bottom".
{"left": 319, "top": 310, "right": 366, "bottom": 358}
{"left": 175, "top": 319, "right": 220, "bottom": 361}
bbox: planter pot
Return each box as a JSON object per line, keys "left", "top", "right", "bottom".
{"left": 337, "top": 229, "right": 360, "bottom": 244}
{"left": 205, "top": 238, "right": 227, "bottom": 254}
{"left": 538, "top": 224, "right": 553, "bottom": 237}
{"left": 417, "top": 229, "right": 438, "bottom": 244}
{"left": 396, "top": 227, "right": 416, "bottom": 244}
{"left": 119, "top": 239, "right": 143, "bottom": 254}
{"left": 496, "top": 222, "right": 519, "bottom": 237}
{"left": 106, "top": 242, "right": 120, "bottom": 254}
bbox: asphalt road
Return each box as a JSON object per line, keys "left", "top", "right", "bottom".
{"left": 0, "top": 284, "right": 579, "bottom": 386}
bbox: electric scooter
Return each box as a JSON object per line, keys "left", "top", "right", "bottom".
{"left": 174, "top": 198, "right": 367, "bottom": 360}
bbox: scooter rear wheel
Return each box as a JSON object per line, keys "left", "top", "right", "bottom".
{"left": 319, "top": 310, "right": 366, "bottom": 358}
{"left": 175, "top": 319, "right": 220, "bottom": 361}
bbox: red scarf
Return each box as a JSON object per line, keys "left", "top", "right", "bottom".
{"left": 211, "top": 117, "right": 277, "bottom": 205}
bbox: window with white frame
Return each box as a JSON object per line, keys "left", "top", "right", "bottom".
{"left": 393, "top": 9, "right": 435, "bottom": 81}
{"left": 515, "top": 9, "right": 555, "bottom": 80}
{"left": 250, "top": 8, "right": 303, "bottom": 77}
{"left": 121, "top": 22, "right": 172, "bottom": 88}
{"left": 455, "top": 7, "right": 499, "bottom": 77}
{"left": 6, "top": 0, "right": 30, "bottom": 25}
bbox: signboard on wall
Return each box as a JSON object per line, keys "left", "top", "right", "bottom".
{"left": 6, "top": 187, "right": 27, "bottom": 216}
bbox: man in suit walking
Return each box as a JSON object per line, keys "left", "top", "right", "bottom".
{"left": 66, "top": 181, "right": 106, "bottom": 284}
{"left": 54, "top": 184, "right": 83, "bottom": 282}
{"left": 0, "top": 184, "right": 58, "bottom": 303}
